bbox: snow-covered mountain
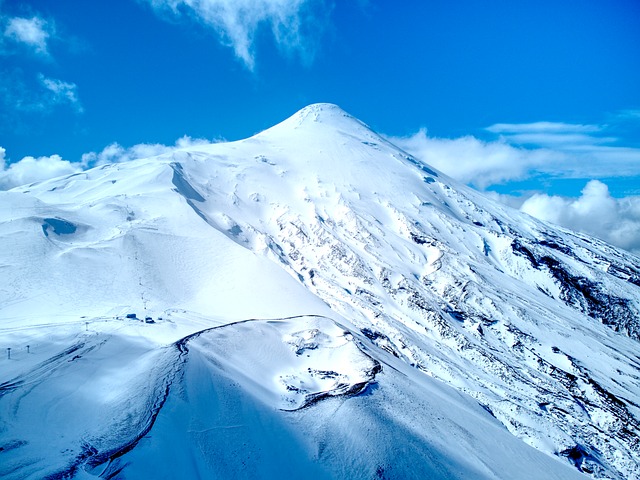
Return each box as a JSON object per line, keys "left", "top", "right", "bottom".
{"left": 1, "top": 104, "right": 639, "bottom": 479}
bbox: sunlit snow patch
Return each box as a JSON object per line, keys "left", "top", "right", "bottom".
{"left": 184, "top": 315, "right": 380, "bottom": 410}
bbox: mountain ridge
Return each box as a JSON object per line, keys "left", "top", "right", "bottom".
{"left": 1, "top": 105, "right": 639, "bottom": 479}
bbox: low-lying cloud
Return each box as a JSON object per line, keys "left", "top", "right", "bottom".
{"left": 0, "top": 136, "right": 211, "bottom": 191}
{"left": 80, "top": 135, "right": 211, "bottom": 166}
{"left": 521, "top": 180, "right": 640, "bottom": 255}
{"left": 391, "top": 121, "right": 640, "bottom": 188}
{"left": 0, "top": 147, "right": 82, "bottom": 190}
{"left": 389, "top": 128, "right": 554, "bottom": 189}
{"left": 389, "top": 120, "right": 640, "bottom": 255}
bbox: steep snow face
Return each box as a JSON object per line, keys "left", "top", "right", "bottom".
{"left": 1, "top": 103, "right": 639, "bottom": 479}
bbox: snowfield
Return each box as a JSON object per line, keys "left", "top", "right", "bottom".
{"left": 1, "top": 104, "right": 639, "bottom": 479}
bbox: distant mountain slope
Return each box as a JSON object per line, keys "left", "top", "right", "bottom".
{"left": 1, "top": 104, "right": 638, "bottom": 479}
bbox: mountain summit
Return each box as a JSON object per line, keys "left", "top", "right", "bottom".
{"left": 1, "top": 105, "right": 639, "bottom": 479}
{"left": 267, "top": 103, "right": 371, "bottom": 130}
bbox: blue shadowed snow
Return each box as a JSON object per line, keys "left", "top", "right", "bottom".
{"left": 171, "top": 163, "right": 206, "bottom": 202}
{"left": 41, "top": 218, "right": 77, "bottom": 237}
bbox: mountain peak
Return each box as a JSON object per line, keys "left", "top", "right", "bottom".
{"left": 257, "top": 103, "right": 376, "bottom": 143}
{"left": 295, "top": 102, "right": 351, "bottom": 119}
{"left": 2, "top": 103, "right": 640, "bottom": 480}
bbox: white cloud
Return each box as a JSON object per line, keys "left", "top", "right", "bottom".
{"left": 3, "top": 16, "right": 52, "bottom": 56}
{"left": 174, "top": 134, "right": 214, "bottom": 148}
{"left": 388, "top": 128, "right": 555, "bottom": 189}
{"left": 389, "top": 119, "right": 640, "bottom": 255}
{"left": 38, "top": 74, "right": 83, "bottom": 112}
{"left": 81, "top": 135, "right": 213, "bottom": 166}
{"left": 0, "top": 136, "right": 213, "bottom": 190}
{"left": 0, "top": 11, "right": 81, "bottom": 120}
{"left": 485, "top": 120, "right": 640, "bottom": 178}
{"left": 144, "top": 0, "right": 326, "bottom": 69}
{"left": 391, "top": 119, "right": 640, "bottom": 189}
{"left": 0, "top": 150, "right": 83, "bottom": 190}
{"left": 81, "top": 142, "right": 172, "bottom": 166}
{"left": 521, "top": 180, "right": 640, "bottom": 255}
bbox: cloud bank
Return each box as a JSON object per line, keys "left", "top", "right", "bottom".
{"left": 390, "top": 120, "right": 640, "bottom": 256}
{"left": 80, "top": 135, "right": 210, "bottom": 166}
{"left": 521, "top": 181, "right": 640, "bottom": 255}
{"left": 391, "top": 121, "right": 640, "bottom": 190}
{"left": 143, "top": 0, "right": 326, "bottom": 69}
{"left": 389, "top": 128, "right": 553, "bottom": 189}
{"left": 0, "top": 148, "right": 82, "bottom": 190}
{"left": 0, "top": 136, "right": 211, "bottom": 191}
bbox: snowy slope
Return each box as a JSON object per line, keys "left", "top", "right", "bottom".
{"left": 1, "top": 104, "right": 639, "bottom": 479}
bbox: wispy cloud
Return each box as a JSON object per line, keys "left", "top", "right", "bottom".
{"left": 485, "top": 119, "right": 640, "bottom": 178}
{"left": 3, "top": 15, "right": 53, "bottom": 57}
{"left": 0, "top": 70, "right": 83, "bottom": 115}
{"left": 39, "top": 74, "right": 83, "bottom": 113}
{"left": 486, "top": 120, "right": 618, "bottom": 149}
{"left": 495, "top": 132, "right": 618, "bottom": 147}
{"left": 612, "top": 109, "right": 640, "bottom": 122}
{"left": 0, "top": 9, "right": 81, "bottom": 121}
{"left": 486, "top": 121, "right": 601, "bottom": 135}
{"left": 143, "top": 0, "right": 328, "bottom": 70}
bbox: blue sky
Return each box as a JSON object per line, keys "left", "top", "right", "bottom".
{"left": 1, "top": 0, "right": 640, "bottom": 251}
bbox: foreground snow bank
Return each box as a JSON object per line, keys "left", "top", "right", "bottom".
{"left": 1, "top": 314, "right": 583, "bottom": 479}
{"left": 108, "top": 316, "right": 584, "bottom": 480}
